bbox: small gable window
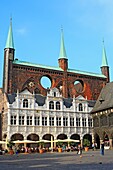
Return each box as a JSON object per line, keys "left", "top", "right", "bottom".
{"left": 56, "top": 101, "right": 60, "bottom": 110}
{"left": 49, "top": 101, "right": 54, "bottom": 110}
{"left": 23, "top": 99, "right": 28, "bottom": 108}
{"left": 79, "top": 103, "right": 83, "bottom": 111}
{"left": 54, "top": 92, "right": 56, "bottom": 97}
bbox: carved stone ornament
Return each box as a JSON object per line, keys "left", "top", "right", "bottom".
{"left": 28, "top": 82, "right": 34, "bottom": 88}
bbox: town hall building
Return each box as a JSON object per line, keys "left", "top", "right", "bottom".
{"left": 0, "top": 19, "right": 110, "bottom": 148}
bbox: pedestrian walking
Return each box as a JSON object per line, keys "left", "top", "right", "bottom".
{"left": 100, "top": 141, "right": 104, "bottom": 155}
{"left": 92, "top": 143, "right": 94, "bottom": 151}
{"left": 78, "top": 144, "right": 82, "bottom": 157}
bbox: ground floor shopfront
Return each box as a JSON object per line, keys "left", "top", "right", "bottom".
{"left": 6, "top": 131, "right": 93, "bottom": 149}
{"left": 93, "top": 128, "right": 113, "bottom": 149}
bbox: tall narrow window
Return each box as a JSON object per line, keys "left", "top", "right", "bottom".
{"left": 108, "top": 112, "right": 113, "bottom": 126}
{"left": 19, "top": 116, "right": 24, "bottom": 125}
{"left": 93, "top": 116, "right": 99, "bottom": 127}
{"left": 49, "top": 101, "right": 54, "bottom": 109}
{"left": 27, "top": 116, "right": 32, "bottom": 125}
{"left": 23, "top": 99, "right": 28, "bottom": 108}
{"left": 88, "top": 118, "right": 92, "bottom": 127}
{"left": 56, "top": 117, "right": 61, "bottom": 126}
{"left": 70, "top": 117, "right": 74, "bottom": 126}
{"left": 42, "top": 117, "right": 47, "bottom": 126}
{"left": 10, "top": 115, "right": 16, "bottom": 125}
{"left": 82, "top": 118, "right": 86, "bottom": 127}
{"left": 56, "top": 101, "right": 60, "bottom": 110}
{"left": 63, "top": 117, "right": 68, "bottom": 126}
{"left": 76, "top": 117, "right": 80, "bottom": 127}
{"left": 79, "top": 103, "right": 83, "bottom": 111}
{"left": 49, "top": 117, "right": 54, "bottom": 126}
{"left": 34, "top": 116, "right": 40, "bottom": 126}
{"left": 54, "top": 92, "right": 56, "bottom": 97}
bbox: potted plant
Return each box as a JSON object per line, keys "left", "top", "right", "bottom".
{"left": 57, "top": 142, "right": 63, "bottom": 152}
{"left": 83, "top": 139, "right": 90, "bottom": 151}
{"left": 7, "top": 140, "right": 15, "bottom": 155}
{"left": 38, "top": 142, "right": 45, "bottom": 153}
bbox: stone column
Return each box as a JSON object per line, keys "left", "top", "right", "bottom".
{"left": 80, "top": 137, "right": 83, "bottom": 147}
{"left": 92, "top": 134, "right": 94, "bottom": 144}
{"left": 51, "top": 136, "right": 54, "bottom": 152}
{"left": 109, "top": 139, "right": 113, "bottom": 149}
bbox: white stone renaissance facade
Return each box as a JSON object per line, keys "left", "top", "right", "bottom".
{"left": 1, "top": 88, "right": 95, "bottom": 146}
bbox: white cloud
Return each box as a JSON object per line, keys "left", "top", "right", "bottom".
{"left": 16, "top": 28, "right": 27, "bottom": 35}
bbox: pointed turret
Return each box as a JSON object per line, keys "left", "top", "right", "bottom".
{"left": 3, "top": 18, "right": 15, "bottom": 93}
{"left": 58, "top": 29, "right": 68, "bottom": 71}
{"left": 101, "top": 40, "right": 110, "bottom": 82}
{"left": 5, "top": 18, "right": 14, "bottom": 49}
{"left": 101, "top": 42, "right": 108, "bottom": 67}
{"left": 59, "top": 29, "right": 67, "bottom": 59}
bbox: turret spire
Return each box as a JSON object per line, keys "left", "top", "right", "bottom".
{"left": 5, "top": 18, "right": 14, "bottom": 49}
{"left": 101, "top": 39, "right": 110, "bottom": 83}
{"left": 59, "top": 28, "right": 67, "bottom": 59}
{"left": 101, "top": 40, "right": 108, "bottom": 67}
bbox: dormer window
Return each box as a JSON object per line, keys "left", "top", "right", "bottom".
{"left": 23, "top": 99, "right": 28, "bottom": 108}
{"left": 79, "top": 103, "right": 83, "bottom": 111}
{"left": 99, "top": 97, "right": 104, "bottom": 104}
{"left": 56, "top": 101, "right": 60, "bottom": 110}
{"left": 49, "top": 101, "right": 54, "bottom": 109}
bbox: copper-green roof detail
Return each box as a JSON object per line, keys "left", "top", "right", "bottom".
{"left": 13, "top": 59, "right": 106, "bottom": 78}
{"left": 101, "top": 42, "right": 108, "bottom": 67}
{"left": 68, "top": 69, "right": 106, "bottom": 78}
{"left": 5, "top": 18, "right": 14, "bottom": 49}
{"left": 13, "top": 59, "right": 63, "bottom": 71}
{"left": 58, "top": 29, "right": 67, "bottom": 59}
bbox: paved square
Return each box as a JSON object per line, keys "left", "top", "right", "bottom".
{"left": 0, "top": 150, "right": 113, "bottom": 170}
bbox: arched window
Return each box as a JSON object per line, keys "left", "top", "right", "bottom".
{"left": 79, "top": 103, "right": 83, "bottom": 111}
{"left": 23, "top": 99, "right": 28, "bottom": 108}
{"left": 108, "top": 112, "right": 113, "bottom": 126}
{"left": 100, "top": 114, "right": 107, "bottom": 127}
{"left": 93, "top": 116, "right": 99, "bottom": 127}
{"left": 54, "top": 92, "right": 56, "bottom": 97}
{"left": 49, "top": 101, "right": 54, "bottom": 110}
{"left": 56, "top": 101, "right": 60, "bottom": 110}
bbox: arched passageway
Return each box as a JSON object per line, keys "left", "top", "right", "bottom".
{"left": 42, "top": 134, "right": 54, "bottom": 141}
{"left": 27, "top": 134, "right": 39, "bottom": 141}
{"left": 11, "top": 133, "right": 24, "bottom": 141}
{"left": 94, "top": 133, "right": 100, "bottom": 149}
{"left": 70, "top": 134, "right": 80, "bottom": 140}
{"left": 83, "top": 134, "right": 92, "bottom": 147}
{"left": 57, "top": 134, "right": 67, "bottom": 140}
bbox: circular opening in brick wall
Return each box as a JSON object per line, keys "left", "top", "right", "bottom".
{"left": 40, "top": 76, "right": 51, "bottom": 89}
{"left": 74, "top": 80, "right": 84, "bottom": 93}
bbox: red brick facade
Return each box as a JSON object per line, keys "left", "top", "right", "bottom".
{"left": 3, "top": 47, "right": 108, "bottom": 100}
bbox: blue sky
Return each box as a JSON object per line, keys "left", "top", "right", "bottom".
{"left": 0, "top": 0, "right": 113, "bottom": 87}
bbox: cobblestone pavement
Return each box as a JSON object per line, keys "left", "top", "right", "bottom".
{"left": 0, "top": 150, "right": 113, "bottom": 170}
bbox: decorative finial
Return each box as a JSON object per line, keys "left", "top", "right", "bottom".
{"left": 102, "top": 38, "right": 104, "bottom": 46}
{"left": 10, "top": 14, "right": 12, "bottom": 22}
{"left": 61, "top": 25, "right": 63, "bottom": 31}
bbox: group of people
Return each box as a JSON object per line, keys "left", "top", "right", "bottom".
{"left": 0, "top": 141, "right": 105, "bottom": 156}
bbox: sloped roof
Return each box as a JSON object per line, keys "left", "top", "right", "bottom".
{"left": 63, "top": 98, "right": 73, "bottom": 108}
{"left": 91, "top": 82, "right": 113, "bottom": 113}
{"left": 7, "top": 94, "right": 17, "bottom": 104}
{"left": 35, "top": 94, "right": 46, "bottom": 106}
{"left": 7, "top": 92, "right": 95, "bottom": 108}
{"left": 88, "top": 100, "right": 96, "bottom": 107}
